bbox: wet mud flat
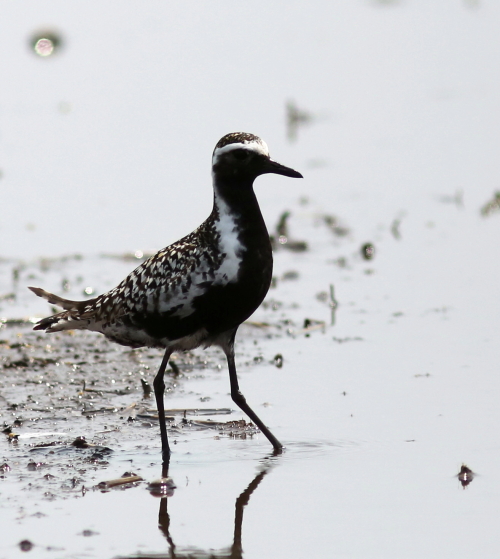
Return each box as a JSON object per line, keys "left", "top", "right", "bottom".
{"left": 0, "top": 318, "right": 297, "bottom": 497}
{"left": 0, "top": 207, "right": 336, "bottom": 558}
{"left": 1, "top": 199, "right": 500, "bottom": 559}
{"left": 0, "top": 318, "right": 304, "bottom": 558}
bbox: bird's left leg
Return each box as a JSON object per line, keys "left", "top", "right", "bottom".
{"left": 153, "top": 349, "right": 173, "bottom": 464}
{"left": 223, "top": 331, "right": 283, "bottom": 452}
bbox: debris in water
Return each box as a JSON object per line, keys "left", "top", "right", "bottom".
{"left": 332, "top": 337, "right": 363, "bottom": 343}
{"left": 361, "top": 243, "right": 375, "bottom": 260}
{"left": 121, "top": 402, "right": 137, "bottom": 419}
{"left": 281, "top": 270, "right": 299, "bottom": 281}
{"left": 438, "top": 189, "right": 463, "bottom": 207}
{"left": 286, "top": 240, "right": 308, "bottom": 252}
{"left": 323, "top": 214, "right": 350, "bottom": 237}
{"left": 286, "top": 100, "right": 314, "bottom": 141}
{"left": 97, "top": 473, "right": 143, "bottom": 490}
{"left": 144, "top": 407, "right": 233, "bottom": 417}
{"left": 317, "top": 286, "right": 338, "bottom": 326}
{"left": 270, "top": 211, "right": 308, "bottom": 252}
{"left": 27, "top": 461, "right": 44, "bottom": 471}
{"left": 101, "top": 250, "right": 154, "bottom": 261}
{"left": 391, "top": 218, "right": 401, "bottom": 240}
{"left": 480, "top": 191, "right": 500, "bottom": 216}
{"left": 69, "top": 437, "right": 112, "bottom": 455}
{"left": 141, "top": 378, "right": 152, "bottom": 397}
{"left": 80, "top": 530, "right": 99, "bottom": 537}
{"left": 221, "top": 419, "right": 259, "bottom": 438}
{"left": 457, "top": 464, "right": 475, "bottom": 488}
{"left": 276, "top": 211, "right": 290, "bottom": 239}
{"left": 299, "top": 318, "right": 326, "bottom": 336}
{"left": 138, "top": 407, "right": 233, "bottom": 425}
{"left": 72, "top": 436, "right": 89, "bottom": 448}
{"left": 329, "top": 284, "right": 338, "bottom": 325}
{"left": 19, "top": 539, "right": 34, "bottom": 552}
{"left": 169, "top": 361, "right": 181, "bottom": 376}
{"left": 273, "top": 354, "right": 284, "bottom": 368}
{"left": 148, "top": 476, "right": 176, "bottom": 498}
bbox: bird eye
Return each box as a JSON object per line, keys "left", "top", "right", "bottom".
{"left": 233, "top": 149, "right": 249, "bottom": 160}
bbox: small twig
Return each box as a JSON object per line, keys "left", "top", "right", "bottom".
{"left": 97, "top": 475, "right": 143, "bottom": 489}
{"left": 141, "top": 378, "right": 152, "bottom": 397}
{"left": 391, "top": 218, "right": 401, "bottom": 240}
{"left": 329, "top": 284, "right": 338, "bottom": 326}
{"left": 169, "top": 361, "right": 180, "bottom": 376}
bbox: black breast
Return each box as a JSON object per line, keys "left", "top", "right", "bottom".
{"left": 119, "top": 186, "right": 273, "bottom": 343}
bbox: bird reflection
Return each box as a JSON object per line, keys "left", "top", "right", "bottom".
{"left": 125, "top": 455, "right": 277, "bottom": 559}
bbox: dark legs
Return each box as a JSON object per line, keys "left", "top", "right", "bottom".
{"left": 224, "top": 334, "right": 283, "bottom": 453}
{"left": 153, "top": 349, "right": 173, "bottom": 464}
{"left": 153, "top": 334, "right": 282, "bottom": 462}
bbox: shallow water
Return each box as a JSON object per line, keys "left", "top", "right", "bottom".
{"left": 2, "top": 1, "right": 500, "bottom": 558}
{"left": 2, "top": 200, "right": 500, "bottom": 558}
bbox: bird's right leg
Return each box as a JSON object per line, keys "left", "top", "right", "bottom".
{"left": 153, "top": 349, "right": 173, "bottom": 464}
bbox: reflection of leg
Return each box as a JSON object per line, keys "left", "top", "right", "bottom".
{"left": 158, "top": 497, "right": 176, "bottom": 554}
{"left": 157, "top": 462, "right": 177, "bottom": 554}
{"left": 153, "top": 349, "right": 173, "bottom": 464}
{"left": 224, "top": 334, "right": 283, "bottom": 452}
{"left": 232, "top": 469, "right": 268, "bottom": 557}
{"left": 155, "top": 453, "right": 278, "bottom": 558}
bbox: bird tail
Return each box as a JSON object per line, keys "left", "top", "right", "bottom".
{"left": 31, "top": 312, "right": 70, "bottom": 332}
{"left": 28, "top": 286, "right": 91, "bottom": 332}
{"left": 28, "top": 287, "right": 81, "bottom": 310}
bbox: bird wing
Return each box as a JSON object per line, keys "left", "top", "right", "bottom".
{"left": 30, "top": 219, "right": 223, "bottom": 336}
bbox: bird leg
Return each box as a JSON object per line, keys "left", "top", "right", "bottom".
{"left": 225, "top": 340, "right": 283, "bottom": 453}
{"left": 153, "top": 349, "right": 173, "bottom": 464}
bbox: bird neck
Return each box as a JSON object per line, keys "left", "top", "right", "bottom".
{"left": 212, "top": 172, "right": 259, "bottom": 213}
{"left": 211, "top": 176, "right": 269, "bottom": 240}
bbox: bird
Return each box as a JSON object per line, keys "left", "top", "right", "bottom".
{"left": 29, "top": 132, "right": 303, "bottom": 464}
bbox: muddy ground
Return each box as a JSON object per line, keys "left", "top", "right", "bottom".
{"left": 2, "top": 196, "right": 500, "bottom": 558}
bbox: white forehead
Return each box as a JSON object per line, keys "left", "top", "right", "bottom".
{"left": 212, "top": 140, "right": 269, "bottom": 165}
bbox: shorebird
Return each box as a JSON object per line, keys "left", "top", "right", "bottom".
{"left": 29, "top": 132, "right": 303, "bottom": 463}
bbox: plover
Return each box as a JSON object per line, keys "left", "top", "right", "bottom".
{"left": 29, "top": 132, "right": 303, "bottom": 463}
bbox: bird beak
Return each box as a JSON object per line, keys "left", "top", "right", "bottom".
{"left": 261, "top": 158, "right": 303, "bottom": 179}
